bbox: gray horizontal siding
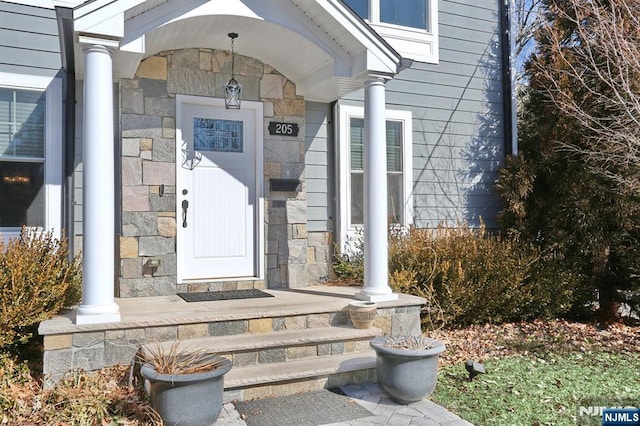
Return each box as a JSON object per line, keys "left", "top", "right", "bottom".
{"left": 398, "top": 64, "right": 500, "bottom": 87}
{"left": 439, "top": 0, "right": 499, "bottom": 31}
{"left": 389, "top": 79, "right": 503, "bottom": 104}
{"left": 413, "top": 193, "right": 501, "bottom": 211}
{"left": 439, "top": 38, "right": 500, "bottom": 63}
{"left": 413, "top": 108, "right": 501, "bottom": 125}
{"left": 0, "top": 1, "right": 54, "bottom": 17}
{"left": 306, "top": 178, "right": 328, "bottom": 194}
{"left": 0, "top": 2, "right": 61, "bottom": 76}
{"left": 415, "top": 143, "right": 504, "bottom": 160}
{"left": 412, "top": 159, "right": 503, "bottom": 174}
{"left": 305, "top": 102, "right": 334, "bottom": 232}
{"left": 0, "top": 28, "right": 60, "bottom": 51}
{"left": 415, "top": 127, "right": 505, "bottom": 140}
{"left": 412, "top": 171, "right": 498, "bottom": 190}
{"left": 341, "top": 0, "right": 505, "bottom": 228}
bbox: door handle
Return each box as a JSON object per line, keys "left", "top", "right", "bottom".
{"left": 181, "top": 199, "right": 189, "bottom": 228}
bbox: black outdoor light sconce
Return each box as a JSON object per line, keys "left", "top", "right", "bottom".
{"left": 224, "top": 32, "right": 241, "bottom": 109}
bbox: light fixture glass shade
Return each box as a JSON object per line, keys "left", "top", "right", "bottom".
{"left": 224, "top": 77, "right": 241, "bottom": 109}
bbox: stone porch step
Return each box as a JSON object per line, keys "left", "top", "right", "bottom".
{"left": 39, "top": 286, "right": 425, "bottom": 386}
{"left": 142, "top": 326, "right": 381, "bottom": 401}
{"left": 148, "top": 325, "right": 381, "bottom": 355}
{"left": 223, "top": 350, "right": 378, "bottom": 401}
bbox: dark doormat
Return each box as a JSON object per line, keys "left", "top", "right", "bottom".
{"left": 177, "top": 289, "right": 274, "bottom": 302}
{"left": 234, "top": 388, "right": 373, "bottom": 426}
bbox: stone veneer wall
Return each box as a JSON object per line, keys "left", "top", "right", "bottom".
{"left": 118, "top": 48, "right": 313, "bottom": 297}
{"left": 306, "top": 231, "right": 333, "bottom": 283}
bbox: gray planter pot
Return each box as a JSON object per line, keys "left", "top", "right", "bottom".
{"left": 140, "top": 356, "right": 232, "bottom": 426}
{"left": 370, "top": 336, "right": 445, "bottom": 404}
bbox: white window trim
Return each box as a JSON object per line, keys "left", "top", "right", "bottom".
{"left": 336, "top": 103, "right": 413, "bottom": 251}
{"left": 0, "top": 72, "right": 63, "bottom": 241}
{"left": 358, "top": 0, "right": 439, "bottom": 64}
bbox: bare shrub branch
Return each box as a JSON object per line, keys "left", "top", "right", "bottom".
{"left": 535, "top": 0, "right": 640, "bottom": 193}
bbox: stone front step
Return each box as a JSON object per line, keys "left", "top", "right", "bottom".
{"left": 38, "top": 286, "right": 425, "bottom": 385}
{"left": 148, "top": 325, "right": 380, "bottom": 358}
{"left": 223, "top": 350, "right": 378, "bottom": 401}
{"left": 143, "top": 326, "right": 381, "bottom": 401}
{"left": 141, "top": 326, "right": 382, "bottom": 401}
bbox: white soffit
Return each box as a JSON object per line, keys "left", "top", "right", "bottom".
{"left": 72, "top": 0, "right": 401, "bottom": 102}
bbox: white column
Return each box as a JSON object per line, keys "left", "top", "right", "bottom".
{"left": 76, "top": 41, "right": 121, "bottom": 324}
{"left": 356, "top": 77, "right": 398, "bottom": 302}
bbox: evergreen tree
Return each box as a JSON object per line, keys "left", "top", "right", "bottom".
{"left": 497, "top": 0, "right": 640, "bottom": 324}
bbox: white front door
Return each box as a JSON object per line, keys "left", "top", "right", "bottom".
{"left": 176, "top": 96, "right": 263, "bottom": 282}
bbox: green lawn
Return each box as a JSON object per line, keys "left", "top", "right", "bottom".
{"left": 432, "top": 351, "right": 640, "bottom": 425}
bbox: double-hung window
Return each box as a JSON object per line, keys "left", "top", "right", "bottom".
{"left": 0, "top": 73, "right": 62, "bottom": 242}
{"left": 338, "top": 104, "right": 413, "bottom": 247}
{"left": 342, "top": 0, "right": 439, "bottom": 63}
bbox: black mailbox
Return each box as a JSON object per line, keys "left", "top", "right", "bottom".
{"left": 270, "top": 179, "right": 301, "bottom": 192}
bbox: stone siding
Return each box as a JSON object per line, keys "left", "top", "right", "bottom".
{"left": 118, "top": 48, "right": 310, "bottom": 296}
{"left": 307, "top": 231, "right": 333, "bottom": 283}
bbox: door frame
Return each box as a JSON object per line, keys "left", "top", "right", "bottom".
{"left": 175, "top": 95, "right": 264, "bottom": 284}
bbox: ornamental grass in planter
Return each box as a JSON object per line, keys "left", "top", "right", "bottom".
{"left": 370, "top": 335, "right": 445, "bottom": 404}
{"left": 139, "top": 343, "right": 232, "bottom": 426}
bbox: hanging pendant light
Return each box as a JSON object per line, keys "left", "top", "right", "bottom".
{"left": 224, "top": 32, "right": 241, "bottom": 109}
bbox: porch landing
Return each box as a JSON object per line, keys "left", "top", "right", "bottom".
{"left": 39, "top": 286, "right": 425, "bottom": 400}
{"left": 39, "top": 286, "right": 423, "bottom": 334}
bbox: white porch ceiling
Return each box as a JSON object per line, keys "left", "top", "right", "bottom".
{"left": 147, "top": 16, "right": 333, "bottom": 84}
{"left": 72, "top": 0, "right": 401, "bottom": 102}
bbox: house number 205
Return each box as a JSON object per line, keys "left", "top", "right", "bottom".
{"left": 268, "top": 122, "right": 299, "bottom": 137}
{"left": 276, "top": 123, "right": 294, "bottom": 134}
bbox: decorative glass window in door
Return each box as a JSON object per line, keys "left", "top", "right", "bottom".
{"left": 193, "top": 117, "right": 243, "bottom": 153}
{"left": 0, "top": 88, "right": 45, "bottom": 228}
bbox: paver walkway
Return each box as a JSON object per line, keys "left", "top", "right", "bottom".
{"left": 215, "top": 383, "right": 473, "bottom": 426}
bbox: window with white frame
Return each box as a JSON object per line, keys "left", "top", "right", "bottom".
{"left": 342, "top": 0, "right": 439, "bottom": 63}
{"left": 0, "top": 73, "right": 62, "bottom": 241}
{"left": 338, "top": 105, "right": 413, "bottom": 246}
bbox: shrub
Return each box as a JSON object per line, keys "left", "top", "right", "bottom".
{"left": 0, "top": 353, "right": 160, "bottom": 425}
{"left": 0, "top": 228, "right": 82, "bottom": 348}
{"left": 0, "top": 352, "right": 34, "bottom": 417}
{"left": 332, "top": 233, "right": 364, "bottom": 281}
{"left": 332, "top": 223, "right": 581, "bottom": 328}
{"left": 389, "top": 224, "right": 580, "bottom": 329}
